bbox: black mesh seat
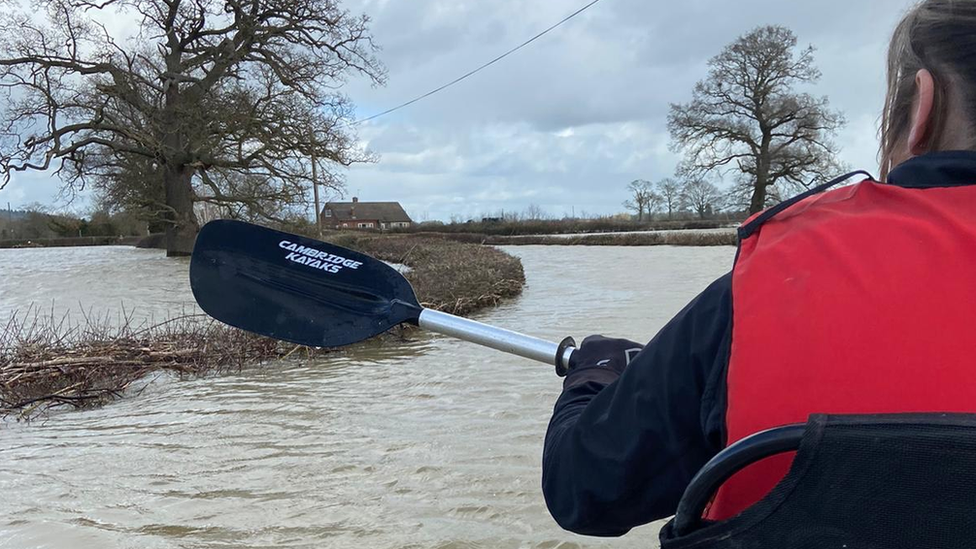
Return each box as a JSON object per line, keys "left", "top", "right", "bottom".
{"left": 660, "top": 414, "right": 976, "bottom": 549}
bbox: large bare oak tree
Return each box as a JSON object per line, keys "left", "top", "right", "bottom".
{"left": 0, "top": 0, "right": 384, "bottom": 255}
{"left": 668, "top": 26, "right": 845, "bottom": 214}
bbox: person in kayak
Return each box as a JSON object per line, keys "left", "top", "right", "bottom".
{"left": 542, "top": 0, "right": 976, "bottom": 536}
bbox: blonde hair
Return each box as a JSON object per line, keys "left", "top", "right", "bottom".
{"left": 880, "top": 0, "right": 976, "bottom": 179}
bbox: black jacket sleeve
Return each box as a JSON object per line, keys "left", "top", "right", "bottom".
{"left": 542, "top": 273, "right": 732, "bottom": 536}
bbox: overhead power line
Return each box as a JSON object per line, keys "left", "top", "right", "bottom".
{"left": 352, "top": 0, "right": 604, "bottom": 125}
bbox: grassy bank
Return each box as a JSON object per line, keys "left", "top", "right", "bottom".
{"left": 1, "top": 236, "right": 525, "bottom": 420}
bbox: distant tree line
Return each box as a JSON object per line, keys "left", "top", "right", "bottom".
{"left": 0, "top": 205, "right": 145, "bottom": 241}
{"left": 406, "top": 216, "right": 723, "bottom": 237}
{"left": 622, "top": 178, "right": 725, "bottom": 221}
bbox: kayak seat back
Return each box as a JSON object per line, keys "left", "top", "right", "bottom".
{"left": 661, "top": 413, "right": 976, "bottom": 549}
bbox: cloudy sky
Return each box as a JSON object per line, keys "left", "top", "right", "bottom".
{"left": 4, "top": 0, "right": 919, "bottom": 221}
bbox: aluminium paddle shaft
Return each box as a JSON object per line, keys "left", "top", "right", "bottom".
{"left": 418, "top": 309, "right": 576, "bottom": 374}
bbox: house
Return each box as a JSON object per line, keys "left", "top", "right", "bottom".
{"left": 321, "top": 197, "right": 413, "bottom": 230}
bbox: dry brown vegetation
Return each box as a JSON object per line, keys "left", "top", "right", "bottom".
{"left": 1, "top": 312, "right": 279, "bottom": 419}
{"left": 399, "top": 217, "right": 735, "bottom": 236}
{"left": 330, "top": 234, "right": 525, "bottom": 315}
{"left": 416, "top": 230, "right": 738, "bottom": 247}
{"left": 1, "top": 236, "right": 526, "bottom": 420}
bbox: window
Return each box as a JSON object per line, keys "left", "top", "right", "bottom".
{"left": 324, "top": 210, "right": 332, "bottom": 218}
{"left": 358, "top": 222, "right": 373, "bottom": 229}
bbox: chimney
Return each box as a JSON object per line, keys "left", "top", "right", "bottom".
{"left": 352, "top": 196, "right": 359, "bottom": 203}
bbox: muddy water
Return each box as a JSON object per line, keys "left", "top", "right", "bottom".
{"left": 0, "top": 246, "right": 199, "bottom": 325}
{"left": 0, "top": 245, "right": 734, "bottom": 549}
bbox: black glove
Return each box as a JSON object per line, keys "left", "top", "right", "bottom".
{"left": 563, "top": 335, "right": 644, "bottom": 388}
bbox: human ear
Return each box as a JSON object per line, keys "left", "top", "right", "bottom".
{"left": 908, "top": 69, "right": 936, "bottom": 155}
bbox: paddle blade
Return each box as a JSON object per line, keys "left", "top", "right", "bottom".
{"left": 190, "top": 220, "right": 422, "bottom": 348}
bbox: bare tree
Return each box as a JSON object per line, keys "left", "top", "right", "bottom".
{"left": 680, "top": 179, "right": 723, "bottom": 219}
{"left": 668, "top": 25, "right": 845, "bottom": 214}
{"left": 646, "top": 191, "right": 662, "bottom": 218}
{"left": 622, "top": 179, "right": 656, "bottom": 222}
{"left": 0, "top": 0, "right": 385, "bottom": 255}
{"left": 501, "top": 209, "right": 522, "bottom": 223}
{"left": 524, "top": 203, "right": 548, "bottom": 221}
{"left": 656, "top": 178, "right": 682, "bottom": 220}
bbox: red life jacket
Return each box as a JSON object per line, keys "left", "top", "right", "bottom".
{"left": 706, "top": 177, "right": 976, "bottom": 520}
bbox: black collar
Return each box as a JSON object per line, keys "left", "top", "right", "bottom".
{"left": 887, "top": 151, "right": 976, "bottom": 188}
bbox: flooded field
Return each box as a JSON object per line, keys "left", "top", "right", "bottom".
{"left": 0, "top": 245, "right": 734, "bottom": 549}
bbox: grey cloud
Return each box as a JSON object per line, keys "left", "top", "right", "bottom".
{"left": 348, "top": 0, "right": 911, "bottom": 132}
{"left": 4, "top": 0, "right": 920, "bottom": 219}
{"left": 338, "top": 0, "right": 918, "bottom": 221}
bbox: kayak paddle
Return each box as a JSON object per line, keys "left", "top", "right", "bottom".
{"left": 189, "top": 220, "right": 577, "bottom": 374}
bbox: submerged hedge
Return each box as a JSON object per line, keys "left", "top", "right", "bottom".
{"left": 0, "top": 235, "right": 525, "bottom": 420}
{"left": 329, "top": 233, "right": 524, "bottom": 315}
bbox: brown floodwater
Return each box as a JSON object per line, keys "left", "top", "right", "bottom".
{"left": 0, "top": 244, "right": 734, "bottom": 549}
